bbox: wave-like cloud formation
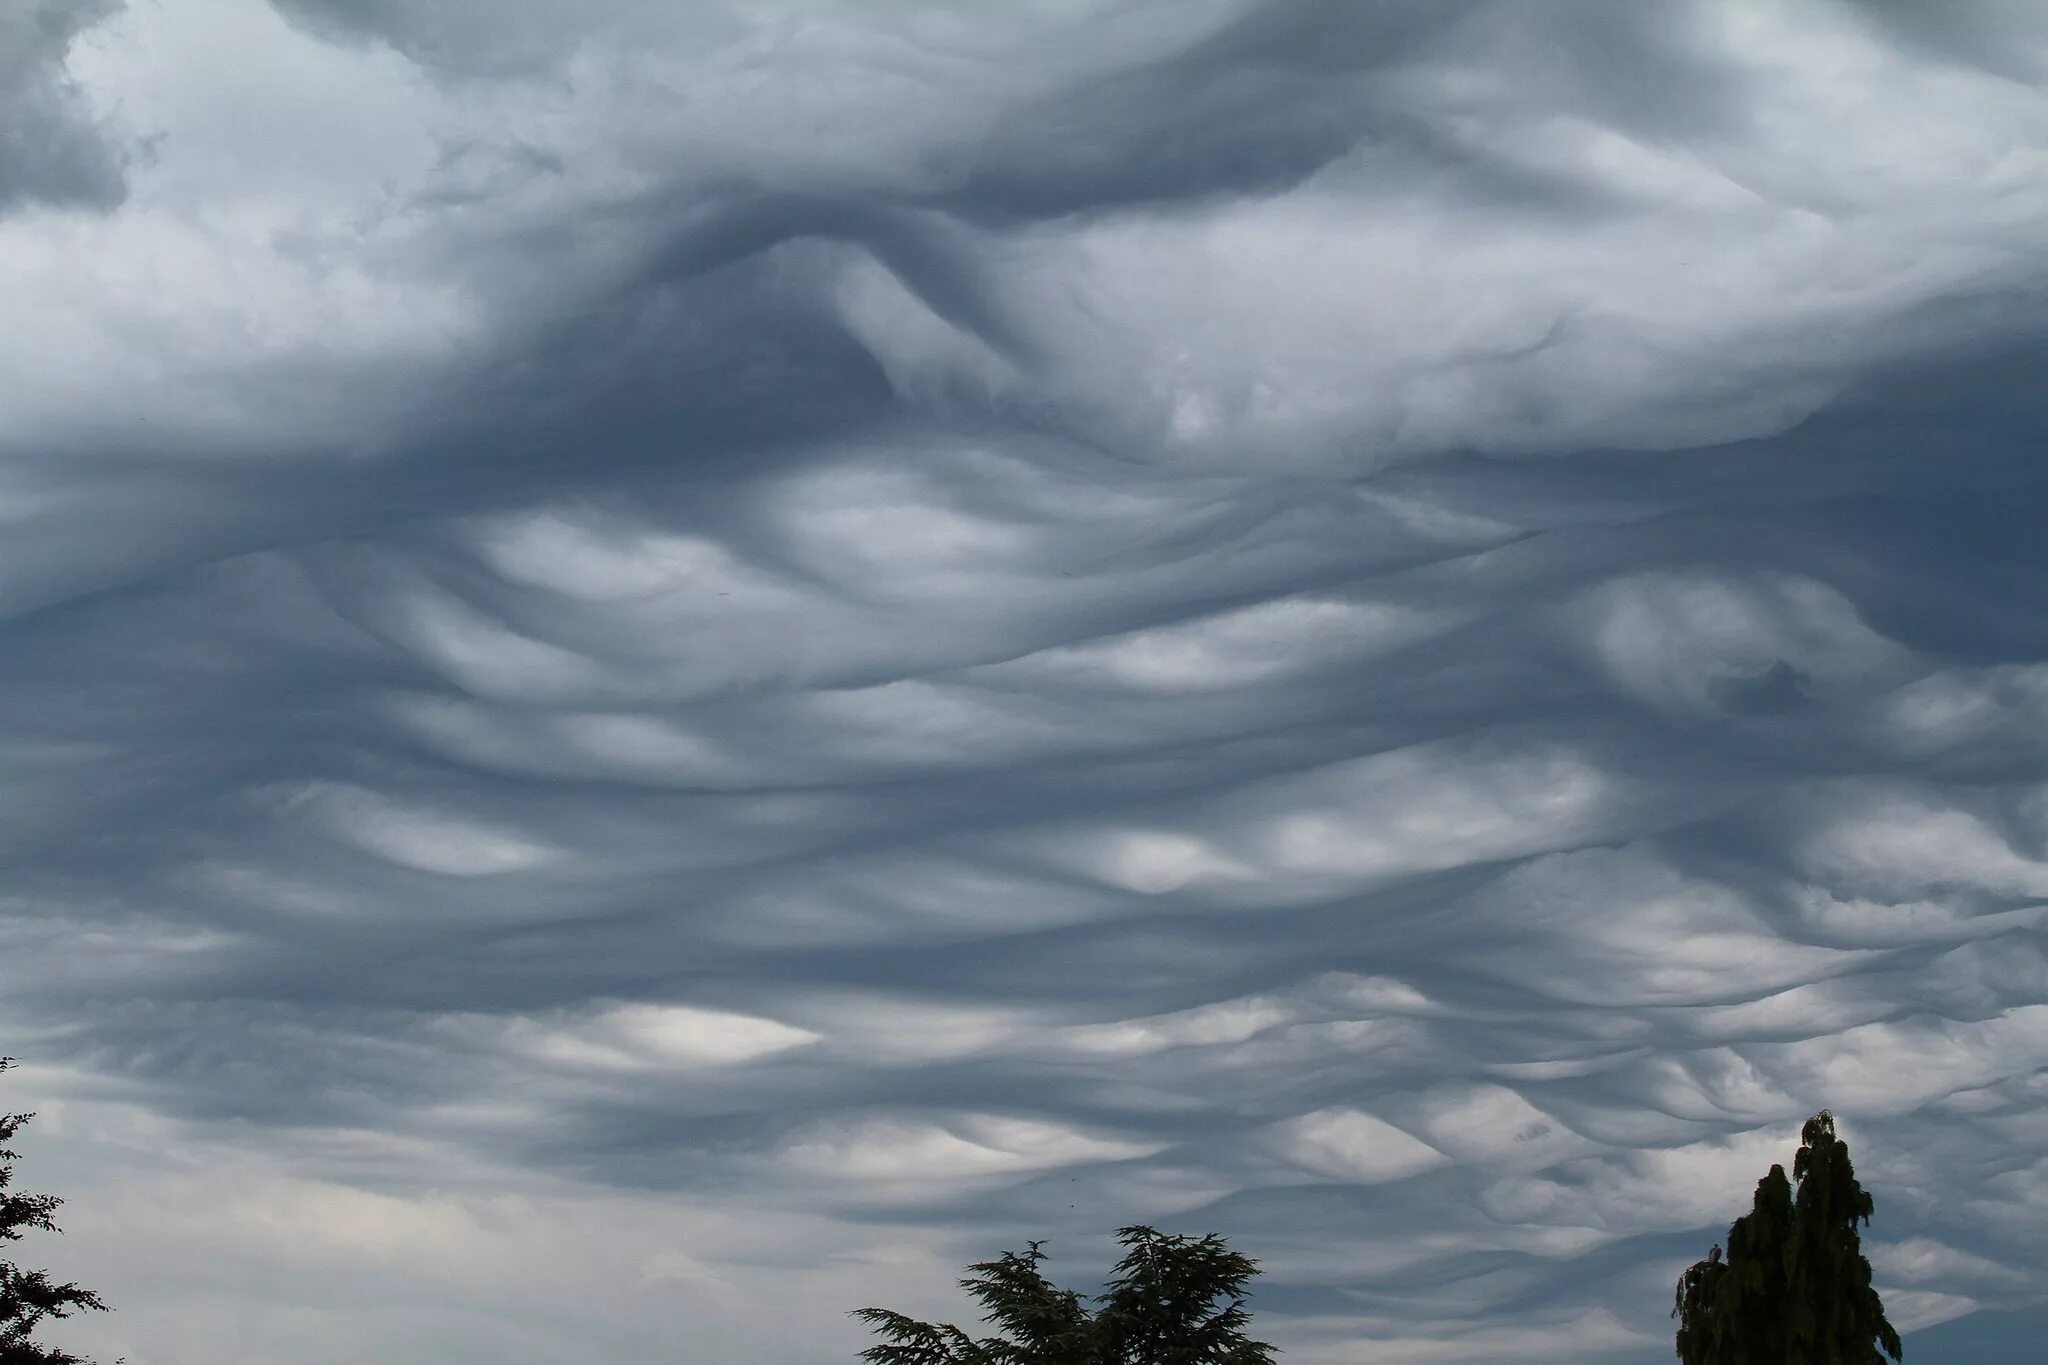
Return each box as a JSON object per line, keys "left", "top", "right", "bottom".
{"left": 7, "top": 2, "right": 2048, "bottom": 1361}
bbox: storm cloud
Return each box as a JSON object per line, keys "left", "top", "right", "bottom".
{"left": 0, "top": 0, "right": 129, "bottom": 213}
{"left": 6, "top": 2, "right": 2048, "bottom": 1362}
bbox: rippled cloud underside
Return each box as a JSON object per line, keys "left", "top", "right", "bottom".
{"left": 8, "top": 2, "right": 2048, "bottom": 1362}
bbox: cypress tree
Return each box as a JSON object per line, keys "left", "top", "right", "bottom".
{"left": 1675, "top": 1165, "right": 1794, "bottom": 1365}
{"left": 1785, "top": 1112, "right": 1902, "bottom": 1365}
{"left": 1672, "top": 1243, "right": 1726, "bottom": 1365}
{"left": 1673, "top": 1112, "right": 1901, "bottom": 1365}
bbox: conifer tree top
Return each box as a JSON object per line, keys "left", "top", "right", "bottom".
{"left": 1674, "top": 1112, "right": 1900, "bottom": 1365}
{"left": 855, "top": 1225, "right": 1275, "bottom": 1365}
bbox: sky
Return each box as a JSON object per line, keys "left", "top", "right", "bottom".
{"left": 5, "top": 1, "right": 2048, "bottom": 1362}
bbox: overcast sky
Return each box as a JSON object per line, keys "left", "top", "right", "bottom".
{"left": 6, "top": 2, "right": 2048, "bottom": 1362}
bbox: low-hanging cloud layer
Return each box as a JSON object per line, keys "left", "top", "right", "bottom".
{"left": 7, "top": 2, "right": 2048, "bottom": 1362}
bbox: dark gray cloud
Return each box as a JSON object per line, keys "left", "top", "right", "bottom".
{"left": 0, "top": 0, "right": 130, "bottom": 213}
{"left": 263, "top": 0, "right": 640, "bottom": 74}
{"left": 5, "top": 2, "right": 2048, "bottom": 1363}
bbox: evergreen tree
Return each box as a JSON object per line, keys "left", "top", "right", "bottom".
{"left": 1093, "top": 1228, "right": 1273, "bottom": 1365}
{"left": 1785, "top": 1112, "right": 1902, "bottom": 1365}
{"left": 854, "top": 1225, "right": 1275, "bottom": 1365}
{"left": 0, "top": 1059, "right": 109, "bottom": 1365}
{"left": 1671, "top": 1242, "right": 1726, "bottom": 1365}
{"left": 1673, "top": 1111, "right": 1900, "bottom": 1365}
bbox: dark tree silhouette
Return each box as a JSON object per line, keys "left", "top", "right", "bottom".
{"left": 1674, "top": 1111, "right": 1901, "bottom": 1365}
{"left": 0, "top": 1059, "right": 110, "bottom": 1365}
{"left": 1671, "top": 1243, "right": 1727, "bottom": 1365}
{"left": 854, "top": 1225, "right": 1276, "bottom": 1365}
{"left": 1786, "top": 1112, "right": 1903, "bottom": 1365}
{"left": 1675, "top": 1165, "right": 1796, "bottom": 1364}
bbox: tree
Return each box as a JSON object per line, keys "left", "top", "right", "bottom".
{"left": 1785, "top": 1112, "right": 1903, "bottom": 1365}
{"left": 1093, "top": 1228, "right": 1274, "bottom": 1365}
{"left": 0, "top": 1059, "right": 110, "bottom": 1365}
{"left": 1675, "top": 1165, "right": 1795, "bottom": 1365}
{"left": 854, "top": 1225, "right": 1276, "bottom": 1365}
{"left": 1671, "top": 1243, "right": 1726, "bottom": 1365}
{"left": 1673, "top": 1111, "right": 1901, "bottom": 1365}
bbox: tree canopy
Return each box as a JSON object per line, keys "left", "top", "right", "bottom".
{"left": 854, "top": 1225, "right": 1275, "bottom": 1365}
{"left": 1674, "top": 1111, "right": 1901, "bottom": 1365}
{"left": 0, "top": 1059, "right": 110, "bottom": 1365}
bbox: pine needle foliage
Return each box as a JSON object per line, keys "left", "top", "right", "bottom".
{"left": 0, "top": 1059, "right": 109, "bottom": 1365}
{"left": 1673, "top": 1111, "right": 1901, "bottom": 1365}
{"left": 855, "top": 1226, "right": 1275, "bottom": 1365}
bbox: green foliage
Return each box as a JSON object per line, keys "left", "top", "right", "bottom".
{"left": 1673, "top": 1111, "right": 1901, "bottom": 1365}
{"left": 1671, "top": 1243, "right": 1726, "bottom": 1365}
{"left": 853, "top": 1242, "right": 1090, "bottom": 1365}
{"left": 0, "top": 1059, "right": 110, "bottom": 1365}
{"left": 1675, "top": 1165, "right": 1795, "bottom": 1365}
{"left": 1786, "top": 1113, "right": 1903, "bottom": 1365}
{"left": 854, "top": 1226, "right": 1276, "bottom": 1365}
{"left": 1094, "top": 1229, "right": 1272, "bottom": 1365}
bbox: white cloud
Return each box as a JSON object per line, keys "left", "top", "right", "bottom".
{"left": 777, "top": 1113, "right": 1163, "bottom": 1186}
{"left": 1792, "top": 780, "right": 2048, "bottom": 899}
{"left": 1261, "top": 1108, "right": 1451, "bottom": 1185}
{"left": 285, "top": 781, "right": 561, "bottom": 877}
{"left": 504, "top": 1003, "right": 820, "bottom": 1072}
